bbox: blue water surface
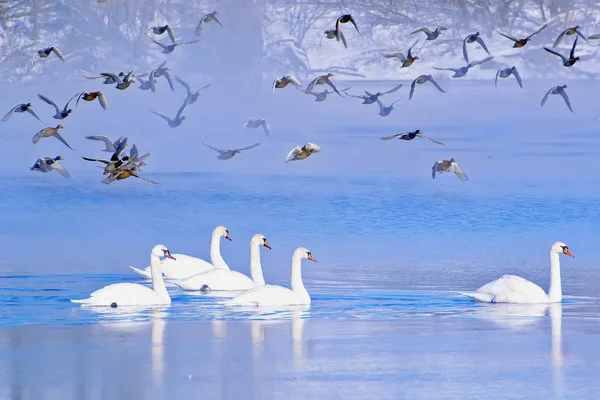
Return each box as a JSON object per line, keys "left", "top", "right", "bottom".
{"left": 0, "top": 80, "right": 599, "bottom": 399}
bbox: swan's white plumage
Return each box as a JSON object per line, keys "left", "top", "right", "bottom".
{"left": 71, "top": 283, "right": 164, "bottom": 306}
{"left": 130, "top": 265, "right": 152, "bottom": 279}
{"left": 72, "top": 244, "right": 173, "bottom": 306}
{"left": 461, "top": 241, "right": 573, "bottom": 304}
{"left": 229, "top": 284, "right": 308, "bottom": 306}
{"left": 172, "top": 233, "right": 269, "bottom": 291}
{"left": 130, "top": 255, "right": 215, "bottom": 280}
{"left": 460, "top": 275, "right": 549, "bottom": 304}
{"left": 228, "top": 247, "right": 315, "bottom": 306}
{"left": 175, "top": 269, "right": 257, "bottom": 291}
{"left": 129, "top": 226, "right": 231, "bottom": 280}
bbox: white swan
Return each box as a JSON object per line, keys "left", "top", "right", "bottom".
{"left": 72, "top": 245, "right": 175, "bottom": 306}
{"left": 460, "top": 241, "right": 574, "bottom": 304}
{"left": 129, "top": 225, "right": 231, "bottom": 280}
{"left": 228, "top": 247, "right": 316, "bottom": 306}
{"left": 173, "top": 233, "right": 271, "bottom": 291}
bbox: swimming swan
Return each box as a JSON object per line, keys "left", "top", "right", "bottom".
{"left": 129, "top": 225, "right": 231, "bottom": 279}
{"left": 460, "top": 241, "right": 573, "bottom": 304}
{"left": 72, "top": 245, "right": 175, "bottom": 306}
{"left": 228, "top": 247, "right": 316, "bottom": 306}
{"left": 173, "top": 233, "right": 271, "bottom": 291}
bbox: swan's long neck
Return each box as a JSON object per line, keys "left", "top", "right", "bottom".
{"left": 250, "top": 241, "right": 265, "bottom": 285}
{"left": 290, "top": 250, "right": 309, "bottom": 299}
{"left": 210, "top": 232, "right": 229, "bottom": 270}
{"left": 151, "top": 254, "right": 170, "bottom": 302}
{"left": 548, "top": 251, "right": 562, "bottom": 302}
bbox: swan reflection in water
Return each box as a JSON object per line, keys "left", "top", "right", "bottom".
{"left": 211, "top": 306, "right": 310, "bottom": 370}
{"left": 471, "top": 302, "right": 564, "bottom": 394}
{"left": 85, "top": 306, "right": 169, "bottom": 396}
{"left": 150, "top": 309, "right": 167, "bottom": 393}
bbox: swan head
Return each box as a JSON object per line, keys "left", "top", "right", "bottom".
{"left": 296, "top": 247, "right": 317, "bottom": 262}
{"left": 152, "top": 244, "right": 176, "bottom": 260}
{"left": 551, "top": 241, "right": 573, "bottom": 258}
{"left": 252, "top": 233, "right": 271, "bottom": 249}
{"left": 215, "top": 225, "right": 231, "bottom": 241}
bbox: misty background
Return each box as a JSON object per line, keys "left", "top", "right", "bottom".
{"left": 0, "top": 1, "right": 598, "bottom": 280}
{"left": 0, "top": 0, "right": 598, "bottom": 174}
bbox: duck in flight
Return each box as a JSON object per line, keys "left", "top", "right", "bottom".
{"left": 2, "top": 103, "right": 44, "bottom": 123}
{"left": 432, "top": 158, "right": 468, "bottom": 181}
{"left": 32, "top": 125, "right": 73, "bottom": 150}
{"left": 202, "top": 142, "right": 261, "bottom": 160}
{"left": 305, "top": 73, "right": 343, "bottom": 96}
{"left": 195, "top": 11, "right": 228, "bottom": 36}
{"left": 176, "top": 76, "right": 210, "bottom": 104}
{"left": 150, "top": 99, "right": 189, "bottom": 128}
{"left": 410, "top": 24, "right": 447, "bottom": 41}
{"left": 541, "top": 85, "right": 573, "bottom": 113}
{"left": 384, "top": 41, "right": 420, "bottom": 68}
{"left": 30, "top": 156, "right": 70, "bottom": 178}
{"left": 543, "top": 35, "right": 580, "bottom": 67}
{"left": 409, "top": 75, "right": 445, "bottom": 100}
{"left": 273, "top": 74, "right": 302, "bottom": 91}
{"left": 76, "top": 91, "right": 107, "bottom": 110}
{"left": 149, "top": 61, "right": 174, "bottom": 91}
{"left": 495, "top": 21, "right": 550, "bottom": 48}
{"left": 148, "top": 24, "right": 176, "bottom": 44}
{"left": 495, "top": 66, "right": 523, "bottom": 88}
{"left": 100, "top": 71, "right": 135, "bottom": 90}
{"left": 32, "top": 46, "right": 65, "bottom": 66}
{"left": 375, "top": 98, "right": 401, "bottom": 117}
{"left": 38, "top": 93, "right": 77, "bottom": 120}
{"left": 433, "top": 56, "right": 493, "bottom": 78}
{"left": 85, "top": 135, "right": 126, "bottom": 153}
{"left": 553, "top": 25, "right": 588, "bottom": 48}
{"left": 242, "top": 118, "right": 271, "bottom": 136}
{"left": 323, "top": 28, "right": 347, "bottom": 48}
{"left": 346, "top": 83, "right": 403, "bottom": 104}
{"left": 285, "top": 143, "right": 321, "bottom": 163}
{"left": 146, "top": 34, "right": 199, "bottom": 54}
{"left": 335, "top": 14, "right": 360, "bottom": 42}
{"left": 462, "top": 32, "right": 491, "bottom": 63}
{"left": 381, "top": 130, "right": 444, "bottom": 145}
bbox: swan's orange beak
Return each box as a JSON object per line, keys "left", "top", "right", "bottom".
{"left": 225, "top": 232, "right": 232, "bottom": 241}
{"left": 308, "top": 253, "right": 317, "bottom": 262}
{"left": 164, "top": 250, "right": 176, "bottom": 260}
{"left": 563, "top": 248, "right": 574, "bottom": 257}
{"left": 263, "top": 240, "right": 271, "bottom": 249}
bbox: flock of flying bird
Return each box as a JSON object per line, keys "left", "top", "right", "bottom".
{"left": 5, "top": 12, "right": 596, "bottom": 182}
{"left": 269, "top": 14, "right": 598, "bottom": 180}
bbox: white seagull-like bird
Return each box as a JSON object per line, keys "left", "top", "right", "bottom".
{"left": 242, "top": 118, "right": 271, "bottom": 136}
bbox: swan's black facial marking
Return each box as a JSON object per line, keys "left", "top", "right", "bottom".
{"left": 162, "top": 249, "right": 176, "bottom": 260}
{"left": 110, "top": 302, "right": 118, "bottom": 308}
{"left": 262, "top": 238, "right": 271, "bottom": 249}
{"left": 560, "top": 245, "right": 574, "bottom": 258}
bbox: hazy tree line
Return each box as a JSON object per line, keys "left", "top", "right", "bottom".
{"left": 0, "top": 0, "right": 597, "bottom": 82}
